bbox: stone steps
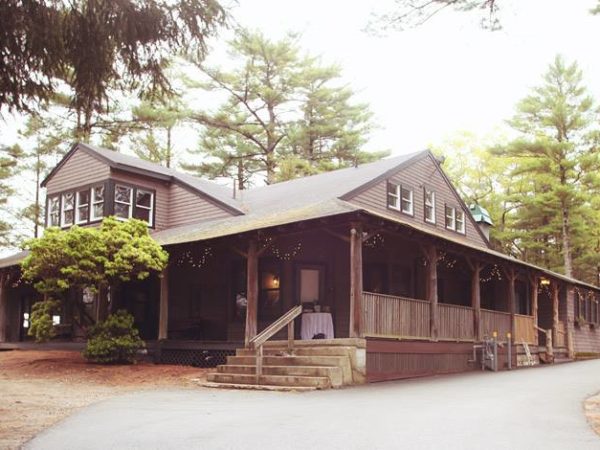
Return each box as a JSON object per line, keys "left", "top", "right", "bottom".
{"left": 217, "top": 364, "right": 344, "bottom": 387}
{"left": 204, "top": 339, "right": 366, "bottom": 390}
{"left": 206, "top": 372, "right": 332, "bottom": 389}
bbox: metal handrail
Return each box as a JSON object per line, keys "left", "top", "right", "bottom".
{"left": 248, "top": 304, "right": 303, "bottom": 383}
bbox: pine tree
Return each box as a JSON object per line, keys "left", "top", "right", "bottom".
{"left": 494, "top": 55, "right": 599, "bottom": 279}
{"left": 185, "top": 29, "right": 383, "bottom": 188}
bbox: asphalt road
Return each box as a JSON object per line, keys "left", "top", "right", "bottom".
{"left": 26, "top": 360, "right": 600, "bottom": 450}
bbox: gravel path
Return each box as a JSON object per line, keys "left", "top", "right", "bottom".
{"left": 27, "top": 360, "right": 600, "bottom": 450}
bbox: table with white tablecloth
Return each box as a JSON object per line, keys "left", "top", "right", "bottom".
{"left": 300, "top": 312, "right": 334, "bottom": 340}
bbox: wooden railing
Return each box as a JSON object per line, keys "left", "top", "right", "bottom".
{"left": 514, "top": 314, "right": 535, "bottom": 344}
{"left": 362, "top": 292, "right": 430, "bottom": 339}
{"left": 480, "top": 308, "right": 511, "bottom": 339}
{"left": 363, "top": 293, "right": 539, "bottom": 345}
{"left": 438, "top": 303, "right": 474, "bottom": 341}
{"left": 248, "top": 305, "right": 303, "bottom": 382}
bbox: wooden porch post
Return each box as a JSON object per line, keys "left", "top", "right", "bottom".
{"left": 245, "top": 238, "right": 259, "bottom": 347}
{"left": 349, "top": 224, "right": 363, "bottom": 338}
{"left": 530, "top": 275, "right": 539, "bottom": 346}
{"left": 552, "top": 282, "right": 559, "bottom": 346}
{"left": 507, "top": 269, "right": 516, "bottom": 340}
{"left": 158, "top": 267, "right": 169, "bottom": 340}
{"left": 0, "top": 272, "right": 7, "bottom": 342}
{"left": 424, "top": 244, "right": 438, "bottom": 341}
{"left": 470, "top": 262, "right": 482, "bottom": 341}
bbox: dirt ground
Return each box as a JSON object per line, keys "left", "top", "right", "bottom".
{"left": 585, "top": 392, "right": 600, "bottom": 436}
{"left": 0, "top": 350, "right": 207, "bottom": 449}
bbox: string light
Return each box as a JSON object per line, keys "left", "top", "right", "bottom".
{"left": 480, "top": 264, "right": 503, "bottom": 283}
{"left": 175, "top": 245, "right": 213, "bottom": 268}
{"left": 260, "top": 236, "right": 302, "bottom": 261}
{"left": 364, "top": 233, "right": 385, "bottom": 249}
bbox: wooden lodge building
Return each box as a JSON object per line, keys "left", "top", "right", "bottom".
{"left": 1, "top": 143, "right": 599, "bottom": 388}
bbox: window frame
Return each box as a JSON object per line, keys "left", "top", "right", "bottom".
{"left": 445, "top": 204, "right": 456, "bottom": 231}
{"left": 134, "top": 188, "right": 155, "bottom": 227}
{"left": 400, "top": 185, "right": 414, "bottom": 216}
{"left": 60, "top": 192, "right": 75, "bottom": 228}
{"left": 455, "top": 209, "right": 466, "bottom": 235}
{"left": 114, "top": 183, "right": 134, "bottom": 221}
{"left": 445, "top": 204, "right": 467, "bottom": 235}
{"left": 47, "top": 195, "right": 61, "bottom": 227}
{"left": 110, "top": 181, "right": 156, "bottom": 228}
{"left": 424, "top": 188, "right": 436, "bottom": 224}
{"left": 387, "top": 182, "right": 400, "bottom": 211}
{"left": 90, "top": 184, "right": 105, "bottom": 222}
{"left": 76, "top": 189, "right": 90, "bottom": 224}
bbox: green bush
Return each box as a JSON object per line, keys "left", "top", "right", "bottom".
{"left": 83, "top": 310, "right": 145, "bottom": 364}
{"left": 28, "top": 299, "right": 61, "bottom": 343}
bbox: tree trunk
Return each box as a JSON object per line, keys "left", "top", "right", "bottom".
{"left": 34, "top": 153, "right": 41, "bottom": 238}
{"left": 561, "top": 207, "right": 573, "bottom": 278}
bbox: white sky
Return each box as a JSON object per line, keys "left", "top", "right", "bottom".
{"left": 220, "top": 0, "right": 600, "bottom": 155}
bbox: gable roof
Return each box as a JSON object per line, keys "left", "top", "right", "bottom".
{"left": 240, "top": 150, "right": 428, "bottom": 212}
{"left": 42, "top": 143, "right": 244, "bottom": 215}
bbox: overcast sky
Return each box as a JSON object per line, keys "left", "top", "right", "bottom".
{"left": 221, "top": 0, "right": 600, "bottom": 155}
{"left": 2, "top": 1, "right": 599, "bottom": 156}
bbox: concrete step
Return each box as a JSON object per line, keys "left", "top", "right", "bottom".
{"left": 206, "top": 372, "right": 331, "bottom": 389}
{"left": 226, "top": 355, "right": 352, "bottom": 385}
{"left": 203, "top": 382, "right": 317, "bottom": 392}
{"left": 217, "top": 364, "right": 343, "bottom": 387}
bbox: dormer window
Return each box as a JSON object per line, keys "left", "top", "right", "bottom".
{"left": 134, "top": 189, "right": 154, "bottom": 226}
{"left": 424, "top": 188, "right": 435, "bottom": 223}
{"left": 61, "top": 192, "right": 75, "bottom": 227}
{"left": 48, "top": 196, "right": 60, "bottom": 227}
{"left": 114, "top": 185, "right": 133, "bottom": 220}
{"left": 387, "top": 182, "right": 413, "bottom": 216}
{"left": 76, "top": 189, "right": 90, "bottom": 224}
{"left": 114, "top": 183, "right": 155, "bottom": 226}
{"left": 91, "top": 185, "right": 104, "bottom": 221}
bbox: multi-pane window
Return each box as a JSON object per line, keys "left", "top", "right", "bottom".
{"left": 445, "top": 205, "right": 466, "bottom": 235}
{"left": 76, "top": 189, "right": 90, "bottom": 224}
{"left": 400, "top": 186, "right": 413, "bottom": 215}
{"left": 91, "top": 185, "right": 104, "bottom": 220}
{"left": 445, "top": 205, "right": 455, "bottom": 230}
{"left": 387, "top": 182, "right": 413, "bottom": 215}
{"left": 46, "top": 182, "right": 153, "bottom": 229}
{"left": 456, "top": 210, "right": 465, "bottom": 234}
{"left": 61, "top": 192, "right": 75, "bottom": 226}
{"left": 424, "top": 189, "right": 435, "bottom": 223}
{"left": 48, "top": 196, "right": 60, "bottom": 227}
{"left": 133, "top": 189, "right": 154, "bottom": 226}
{"left": 114, "top": 185, "right": 133, "bottom": 219}
{"left": 387, "top": 182, "right": 400, "bottom": 210}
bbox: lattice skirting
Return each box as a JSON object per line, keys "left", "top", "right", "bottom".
{"left": 157, "top": 348, "right": 235, "bottom": 367}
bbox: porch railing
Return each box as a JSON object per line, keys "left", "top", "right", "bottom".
{"left": 481, "top": 309, "right": 511, "bottom": 339}
{"left": 362, "top": 292, "right": 430, "bottom": 339}
{"left": 362, "top": 292, "right": 538, "bottom": 345}
{"left": 514, "top": 313, "right": 536, "bottom": 344}
{"left": 438, "top": 303, "right": 474, "bottom": 341}
{"left": 248, "top": 304, "right": 303, "bottom": 383}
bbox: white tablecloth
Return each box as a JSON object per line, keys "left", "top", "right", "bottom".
{"left": 301, "top": 312, "right": 334, "bottom": 340}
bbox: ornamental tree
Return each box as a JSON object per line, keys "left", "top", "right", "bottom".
{"left": 21, "top": 217, "right": 168, "bottom": 328}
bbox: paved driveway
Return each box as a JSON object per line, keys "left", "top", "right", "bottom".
{"left": 27, "top": 360, "right": 600, "bottom": 450}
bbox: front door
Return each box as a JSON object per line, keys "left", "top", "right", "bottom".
{"left": 297, "top": 264, "right": 325, "bottom": 307}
